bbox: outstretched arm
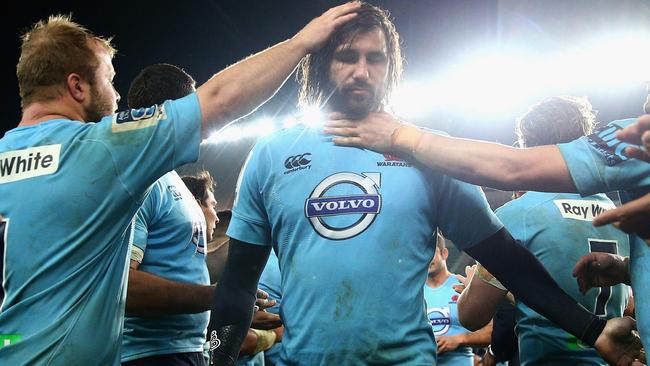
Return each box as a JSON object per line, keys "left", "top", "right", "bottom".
{"left": 324, "top": 111, "right": 577, "bottom": 192}
{"left": 465, "top": 228, "right": 643, "bottom": 365}
{"left": 197, "top": 2, "right": 360, "bottom": 137}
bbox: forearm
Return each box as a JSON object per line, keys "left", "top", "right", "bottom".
{"left": 457, "top": 277, "right": 506, "bottom": 330}
{"left": 209, "top": 239, "right": 271, "bottom": 366}
{"left": 458, "top": 321, "right": 493, "bottom": 347}
{"left": 197, "top": 38, "right": 306, "bottom": 135}
{"left": 465, "top": 228, "right": 605, "bottom": 346}
{"left": 126, "top": 269, "right": 214, "bottom": 316}
{"left": 393, "top": 127, "right": 576, "bottom": 192}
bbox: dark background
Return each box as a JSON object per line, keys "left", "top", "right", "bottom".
{"left": 4, "top": 0, "right": 649, "bottom": 270}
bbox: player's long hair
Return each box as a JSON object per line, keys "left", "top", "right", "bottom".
{"left": 516, "top": 96, "right": 596, "bottom": 148}
{"left": 17, "top": 14, "right": 115, "bottom": 108}
{"left": 296, "top": 2, "right": 403, "bottom": 109}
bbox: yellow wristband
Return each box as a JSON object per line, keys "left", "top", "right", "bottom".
{"left": 391, "top": 124, "right": 424, "bottom": 154}
{"left": 250, "top": 329, "right": 277, "bottom": 354}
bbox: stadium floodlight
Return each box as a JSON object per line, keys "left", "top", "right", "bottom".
{"left": 300, "top": 105, "right": 325, "bottom": 127}
{"left": 251, "top": 117, "right": 279, "bottom": 137}
{"left": 206, "top": 124, "right": 243, "bottom": 144}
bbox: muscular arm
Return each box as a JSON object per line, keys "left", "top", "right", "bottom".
{"left": 126, "top": 260, "right": 214, "bottom": 316}
{"left": 457, "top": 271, "right": 507, "bottom": 330}
{"left": 208, "top": 239, "right": 272, "bottom": 366}
{"left": 464, "top": 228, "right": 605, "bottom": 345}
{"left": 325, "top": 112, "right": 577, "bottom": 192}
{"left": 406, "top": 133, "right": 576, "bottom": 192}
{"left": 196, "top": 2, "right": 360, "bottom": 137}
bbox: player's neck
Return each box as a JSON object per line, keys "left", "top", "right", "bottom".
{"left": 19, "top": 100, "right": 85, "bottom": 127}
{"left": 426, "top": 270, "right": 451, "bottom": 288}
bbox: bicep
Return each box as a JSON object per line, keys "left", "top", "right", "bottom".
{"left": 518, "top": 146, "right": 577, "bottom": 193}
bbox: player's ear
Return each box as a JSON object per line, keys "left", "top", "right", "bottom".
{"left": 67, "top": 73, "right": 87, "bottom": 103}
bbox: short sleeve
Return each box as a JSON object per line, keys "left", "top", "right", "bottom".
{"left": 558, "top": 119, "right": 650, "bottom": 196}
{"left": 78, "top": 93, "right": 202, "bottom": 204}
{"left": 226, "top": 143, "right": 272, "bottom": 246}
{"left": 130, "top": 182, "right": 163, "bottom": 262}
{"left": 436, "top": 177, "right": 503, "bottom": 250}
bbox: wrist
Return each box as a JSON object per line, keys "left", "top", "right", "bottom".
{"left": 391, "top": 124, "right": 424, "bottom": 155}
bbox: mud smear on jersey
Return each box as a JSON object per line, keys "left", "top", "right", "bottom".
{"left": 334, "top": 279, "right": 356, "bottom": 320}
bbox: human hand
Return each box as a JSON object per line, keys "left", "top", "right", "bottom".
{"left": 453, "top": 264, "right": 477, "bottom": 294}
{"left": 292, "top": 2, "right": 360, "bottom": 53}
{"left": 255, "top": 289, "right": 277, "bottom": 311}
{"left": 572, "top": 253, "right": 630, "bottom": 294}
{"left": 324, "top": 111, "right": 405, "bottom": 153}
{"left": 593, "top": 192, "right": 650, "bottom": 244}
{"left": 437, "top": 335, "right": 461, "bottom": 353}
{"left": 251, "top": 310, "right": 282, "bottom": 330}
{"left": 594, "top": 316, "right": 646, "bottom": 366}
{"left": 618, "top": 115, "right": 650, "bottom": 163}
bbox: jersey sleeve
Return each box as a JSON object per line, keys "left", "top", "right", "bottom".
{"left": 436, "top": 176, "right": 504, "bottom": 250}
{"left": 558, "top": 119, "right": 650, "bottom": 196}
{"left": 79, "top": 93, "right": 202, "bottom": 204}
{"left": 130, "top": 182, "right": 163, "bottom": 262}
{"left": 226, "top": 142, "right": 272, "bottom": 246}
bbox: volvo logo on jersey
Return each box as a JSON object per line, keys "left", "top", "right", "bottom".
{"left": 305, "top": 172, "right": 381, "bottom": 240}
{"left": 427, "top": 306, "right": 451, "bottom": 336}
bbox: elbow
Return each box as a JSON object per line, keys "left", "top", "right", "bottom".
{"left": 457, "top": 300, "right": 490, "bottom": 331}
{"left": 458, "top": 312, "right": 483, "bottom": 332}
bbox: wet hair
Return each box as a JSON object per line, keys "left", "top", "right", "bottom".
{"left": 296, "top": 2, "right": 402, "bottom": 108}
{"left": 516, "top": 96, "right": 596, "bottom": 148}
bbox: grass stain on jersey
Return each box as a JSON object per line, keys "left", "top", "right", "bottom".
{"left": 334, "top": 279, "right": 356, "bottom": 320}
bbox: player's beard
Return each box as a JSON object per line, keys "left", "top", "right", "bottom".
{"left": 85, "top": 85, "right": 117, "bottom": 122}
{"left": 328, "top": 83, "right": 382, "bottom": 119}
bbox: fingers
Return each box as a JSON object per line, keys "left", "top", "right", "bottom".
{"left": 617, "top": 115, "right": 650, "bottom": 144}
{"left": 255, "top": 297, "right": 277, "bottom": 309}
{"left": 452, "top": 284, "right": 465, "bottom": 294}
{"left": 624, "top": 147, "right": 650, "bottom": 163}
{"left": 324, "top": 116, "right": 355, "bottom": 127}
{"left": 331, "top": 136, "right": 363, "bottom": 147}
{"left": 326, "top": 1, "right": 361, "bottom": 19}
{"left": 594, "top": 193, "right": 650, "bottom": 227}
{"left": 256, "top": 289, "right": 269, "bottom": 299}
{"left": 572, "top": 254, "right": 595, "bottom": 294}
{"left": 322, "top": 127, "right": 357, "bottom": 137}
{"left": 331, "top": 13, "right": 359, "bottom": 28}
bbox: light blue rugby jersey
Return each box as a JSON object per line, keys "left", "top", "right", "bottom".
{"left": 122, "top": 170, "right": 210, "bottom": 362}
{"left": 557, "top": 118, "right": 650, "bottom": 350}
{"left": 227, "top": 125, "right": 503, "bottom": 365}
{"left": 496, "top": 191, "right": 630, "bottom": 366}
{"left": 0, "top": 93, "right": 201, "bottom": 365}
{"left": 424, "top": 275, "right": 473, "bottom": 366}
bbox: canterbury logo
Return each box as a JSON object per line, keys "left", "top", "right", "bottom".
{"left": 284, "top": 153, "right": 312, "bottom": 169}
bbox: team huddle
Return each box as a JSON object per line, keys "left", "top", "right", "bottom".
{"left": 2, "top": 2, "right": 650, "bottom": 366}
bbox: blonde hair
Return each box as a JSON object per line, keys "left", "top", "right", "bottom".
{"left": 16, "top": 14, "right": 116, "bottom": 108}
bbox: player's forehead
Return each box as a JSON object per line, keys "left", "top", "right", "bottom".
{"left": 334, "top": 27, "right": 387, "bottom": 54}
{"left": 90, "top": 39, "right": 115, "bottom": 76}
